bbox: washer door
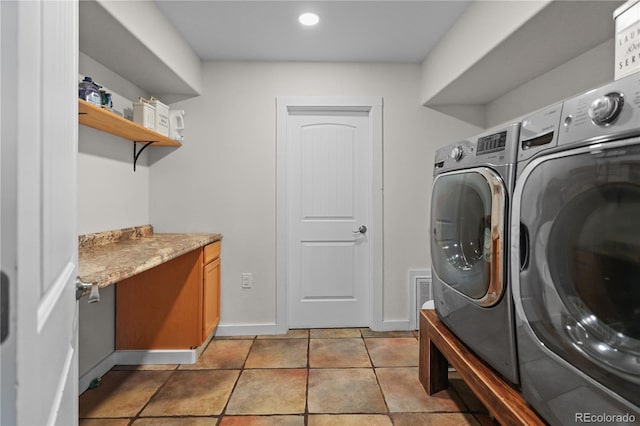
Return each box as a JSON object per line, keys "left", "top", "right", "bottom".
{"left": 431, "top": 167, "right": 506, "bottom": 307}
{"left": 515, "top": 139, "right": 640, "bottom": 406}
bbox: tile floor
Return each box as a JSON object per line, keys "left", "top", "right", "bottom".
{"left": 79, "top": 329, "right": 495, "bottom": 425}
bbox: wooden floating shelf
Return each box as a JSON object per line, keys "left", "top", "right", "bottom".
{"left": 78, "top": 99, "right": 181, "bottom": 147}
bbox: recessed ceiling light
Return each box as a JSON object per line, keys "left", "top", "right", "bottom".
{"left": 299, "top": 12, "right": 320, "bottom": 26}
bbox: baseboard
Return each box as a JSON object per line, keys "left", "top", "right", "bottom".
{"left": 114, "top": 349, "right": 198, "bottom": 365}
{"left": 215, "top": 322, "right": 279, "bottom": 336}
{"left": 79, "top": 353, "right": 117, "bottom": 393}
{"left": 79, "top": 329, "right": 218, "bottom": 393}
{"left": 217, "top": 321, "right": 411, "bottom": 334}
{"left": 381, "top": 319, "right": 412, "bottom": 331}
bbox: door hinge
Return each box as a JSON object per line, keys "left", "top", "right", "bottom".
{"left": 1, "top": 271, "right": 9, "bottom": 343}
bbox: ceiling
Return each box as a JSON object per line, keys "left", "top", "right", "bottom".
{"left": 154, "top": 1, "right": 470, "bottom": 63}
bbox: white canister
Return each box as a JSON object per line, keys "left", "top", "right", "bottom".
{"left": 150, "top": 97, "right": 170, "bottom": 136}
{"left": 169, "top": 110, "right": 185, "bottom": 142}
{"left": 133, "top": 98, "right": 155, "bottom": 130}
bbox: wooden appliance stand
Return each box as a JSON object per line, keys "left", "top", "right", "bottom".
{"left": 419, "top": 309, "right": 543, "bottom": 425}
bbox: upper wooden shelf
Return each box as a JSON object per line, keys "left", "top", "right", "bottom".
{"left": 78, "top": 99, "right": 181, "bottom": 147}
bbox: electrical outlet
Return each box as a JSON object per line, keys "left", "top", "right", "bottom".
{"left": 241, "top": 272, "right": 252, "bottom": 288}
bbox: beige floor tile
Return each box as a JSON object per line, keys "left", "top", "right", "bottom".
{"left": 392, "top": 413, "right": 480, "bottom": 426}
{"left": 257, "top": 329, "right": 309, "bottom": 339}
{"left": 361, "top": 329, "right": 417, "bottom": 338}
{"left": 79, "top": 370, "right": 172, "bottom": 418}
{"left": 79, "top": 420, "right": 131, "bottom": 426}
{"left": 308, "top": 414, "right": 392, "bottom": 426}
{"left": 140, "top": 370, "right": 239, "bottom": 417}
{"left": 376, "top": 367, "right": 466, "bottom": 412}
{"left": 309, "top": 338, "right": 371, "bottom": 368}
{"left": 309, "top": 328, "right": 361, "bottom": 339}
{"left": 225, "top": 369, "right": 308, "bottom": 415}
{"left": 180, "top": 339, "right": 253, "bottom": 370}
{"left": 307, "top": 369, "right": 387, "bottom": 414}
{"left": 80, "top": 330, "right": 492, "bottom": 425}
{"left": 219, "top": 415, "right": 305, "bottom": 425}
{"left": 244, "top": 339, "right": 307, "bottom": 368}
{"left": 365, "top": 338, "right": 418, "bottom": 367}
{"left": 132, "top": 418, "right": 218, "bottom": 425}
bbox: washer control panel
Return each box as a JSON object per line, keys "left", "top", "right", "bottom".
{"left": 560, "top": 72, "right": 640, "bottom": 146}
{"left": 518, "top": 103, "right": 563, "bottom": 164}
{"left": 587, "top": 92, "right": 624, "bottom": 126}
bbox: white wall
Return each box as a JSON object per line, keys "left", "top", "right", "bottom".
{"left": 485, "top": 39, "right": 615, "bottom": 127}
{"left": 78, "top": 53, "right": 151, "bottom": 238}
{"left": 149, "top": 62, "right": 481, "bottom": 329}
{"left": 77, "top": 52, "right": 151, "bottom": 376}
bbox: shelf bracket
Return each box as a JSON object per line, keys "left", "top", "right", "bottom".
{"left": 133, "top": 141, "right": 155, "bottom": 171}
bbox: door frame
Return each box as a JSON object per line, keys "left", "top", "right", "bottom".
{"left": 276, "top": 96, "right": 383, "bottom": 333}
{"left": 0, "top": 1, "right": 18, "bottom": 423}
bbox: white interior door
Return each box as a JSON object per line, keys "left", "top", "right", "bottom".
{"left": 9, "top": 1, "right": 79, "bottom": 424}
{"left": 287, "top": 110, "right": 372, "bottom": 328}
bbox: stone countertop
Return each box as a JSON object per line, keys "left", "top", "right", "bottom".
{"left": 78, "top": 225, "right": 222, "bottom": 288}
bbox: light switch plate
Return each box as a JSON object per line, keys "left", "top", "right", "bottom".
{"left": 241, "top": 272, "right": 252, "bottom": 288}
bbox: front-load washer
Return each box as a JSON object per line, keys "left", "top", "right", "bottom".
{"left": 512, "top": 72, "right": 640, "bottom": 425}
{"left": 431, "top": 123, "right": 520, "bottom": 385}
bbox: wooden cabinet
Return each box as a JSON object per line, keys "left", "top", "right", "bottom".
{"left": 116, "top": 241, "right": 221, "bottom": 350}
{"left": 202, "top": 242, "right": 221, "bottom": 341}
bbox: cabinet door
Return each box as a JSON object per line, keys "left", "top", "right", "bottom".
{"left": 203, "top": 257, "right": 220, "bottom": 340}
{"left": 204, "top": 241, "right": 221, "bottom": 264}
{"left": 116, "top": 250, "right": 203, "bottom": 349}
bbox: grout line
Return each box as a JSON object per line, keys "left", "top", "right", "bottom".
{"left": 365, "top": 334, "right": 392, "bottom": 415}
{"left": 214, "top": 335, "right": 257, "bottom": 424}
{"left": 305, "top": 332, "right": 310, "bottom": 426}
{"left": 127, "top": 368, "right": 177, "bottom": 423}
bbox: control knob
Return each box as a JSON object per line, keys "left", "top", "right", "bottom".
{"left": 450, "top": 145, "right": 464, "bottom": 161}
{"left": 588, "top": 92, "right": 624, "bottom": 126}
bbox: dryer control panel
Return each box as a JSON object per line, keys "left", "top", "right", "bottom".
{"left": 433, "top": 123, "right": 520, "bottom": 175}
{"left": 559, "top": 72, "right": 640, "bottom": 146}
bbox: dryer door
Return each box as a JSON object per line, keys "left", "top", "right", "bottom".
{"left": 431, "top": 167, "right": 506, "bottom": 307}
{"left": 515, "top": 139, "right": 640, "bottom": 406}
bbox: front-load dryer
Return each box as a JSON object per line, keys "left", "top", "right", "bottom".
{"left": 431, "top": 123, "right": 520, "bottom": 385}
{"left": 512, "top": 72, "right": 640, "bottom": 425}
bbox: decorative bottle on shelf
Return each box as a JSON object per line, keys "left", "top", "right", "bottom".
{"left": 99, "top": 89, "right": 113, "bottom": 111}
{"left": 78, "top": 76, "right": 102, "bottom": 106}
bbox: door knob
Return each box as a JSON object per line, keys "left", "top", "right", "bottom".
{"left": 353, "top": 225, "right": 367, "bottom": 234}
